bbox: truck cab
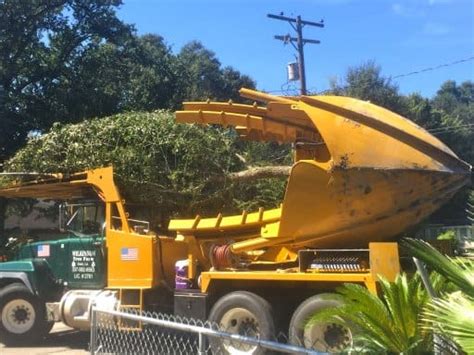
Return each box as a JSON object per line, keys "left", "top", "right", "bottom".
{"left": 0, "top": 169, "right": 131, "bottom": 344}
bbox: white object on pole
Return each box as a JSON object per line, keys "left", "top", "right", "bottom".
{"left": 287, "top": 62, "right": 300, "bottom": 81}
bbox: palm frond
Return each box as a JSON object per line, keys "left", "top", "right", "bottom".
{"left": 337, "top": 283, "right": 392, "bottom": 323}
{"left": 379, "top": 276, "right": 418, "bottom": 342}
{"left": 306, "top": 275, "right": 430, "bottom": 353}
{"left": 402, "top": 238, "right": 474, "bottom": 297}
{"left": 422, "top": 292, "right": 474, "bottom": 353}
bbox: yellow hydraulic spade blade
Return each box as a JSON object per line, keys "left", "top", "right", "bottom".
{"left": 174, "top": 88, "right": 471, "bottom": 250}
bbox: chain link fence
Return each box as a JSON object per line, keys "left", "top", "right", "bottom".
{"left": 89, "top": 307, "right": 323, "bottom": 354}
{"left": 88, "top": 307, "right": 464, "bottom": 354}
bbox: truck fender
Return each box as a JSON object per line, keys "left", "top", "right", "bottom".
{"left": 0, "top": 272, "right": 35, "bottom": 294}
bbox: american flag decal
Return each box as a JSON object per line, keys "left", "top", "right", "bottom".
{"left": 37, "top": 244, "right": 50, "bottom": 257}
{"left": 121, "top": 247, "right": 138, "bottom": 261}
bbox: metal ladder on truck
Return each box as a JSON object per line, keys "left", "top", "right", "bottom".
{"left": 117, "top": 288, "right": 144, "bottom": 330}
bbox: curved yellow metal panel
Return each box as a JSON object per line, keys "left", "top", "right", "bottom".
{"left": 174, "top": 88, "right": 471, "bottom": 251}
{"left": 299, "top": 96, "right": 467, "bottom": 172}
{"left": 278, "top": 160, "right": 468, "bottom": 248}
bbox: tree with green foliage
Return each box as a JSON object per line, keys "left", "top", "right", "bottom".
{"left": 425, "top": 81, "right": 473, "bottom": 225}
{"left": 45, "top": 34, "right": 182, "bottom": 119}
{"left": 431, "top": 80, "right": 474, "bottom": 165}
{"left": 0, "top": 0, "right": 132, "bottom": 162}
{"left": 0, "top": 2, "right": 257, "bottom": 166}
{"left": 177, "top": 41, "right": 255, "bottom": 102}
{"left": 3, "top": 111, "right": 287, "bottom": 231}
{"left": 403, "top": 93, "right": 441, "bottom": 130}
{"left": 329, "top": 61, "right": 406, "bottom": 114}
{"left": 0, "top": 0, "right": 131, "bottom": 240}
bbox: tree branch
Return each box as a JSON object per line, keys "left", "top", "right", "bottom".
{"left": 226, "top": 166, "right": 291, "bottom": 182}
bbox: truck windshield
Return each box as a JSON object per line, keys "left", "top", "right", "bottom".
{"left": 61, "top": 203, "right": 104, "bottom": 236}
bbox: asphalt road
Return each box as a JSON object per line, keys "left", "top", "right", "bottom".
{"left": 0, "top": 323, "right": 89, "bottom": 354}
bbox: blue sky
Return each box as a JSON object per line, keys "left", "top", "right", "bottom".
{"left": 118, "top": 0, "right": 473, "bottom": 98}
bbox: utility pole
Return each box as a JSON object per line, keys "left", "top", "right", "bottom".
{"left": 268, "top": 13, "right": 324, "bottom": 95}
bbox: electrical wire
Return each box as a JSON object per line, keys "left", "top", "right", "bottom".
{"left": 265, "top": 55, "right": 474, "bottom": 93}
{"left": 262, "top": 58, "right": 474, "bottom": 137}
{"left": 428, "top": 123, "right": 474, "bottom": 133}
{"left": 431, "top": 128, "right": 474, "bottom": 135}
{"left": 432, "top": 128, "right": 474, "bottom": 136}
{"left": 391, "top": 56, "right": 474, "bottom": 80}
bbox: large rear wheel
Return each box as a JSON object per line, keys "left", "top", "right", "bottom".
{"left": 208, "top": 291, "right": 275, "bottom": 355}
{"left": 289, "top": 294, "right": 353, "bottom": 352}
{"left": 0, "top": 283, "right": 50, "bottom": 346}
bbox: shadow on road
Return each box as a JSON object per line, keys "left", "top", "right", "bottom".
{"left": 41, "top": 329, "right": 89, "bottom": 349}
{"left": 1, "top": 324, "right": 90, "bottom": 354}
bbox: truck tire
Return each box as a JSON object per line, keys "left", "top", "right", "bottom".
{"left": 0, "top": 283, "right": 50, "bottom": 345}
{"left": 208, "top": 291, "right": 275, "bottom": 355}
{"left": 289, "top": 294, "right": 353, "bottom": 353}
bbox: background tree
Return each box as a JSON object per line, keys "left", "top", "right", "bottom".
{"left": 177, "top": 41, "right": 256, "bottom": 102}
{"left": 402, "top": 93, "right": 441, "bottom": 130}
{"left": 50, "top": 34, "right": 183, "bottom": 118}
{"left": 427, "top": 81, "right": 474, "bottom": 224}
{"left": 329, "top": 61, "right": 406, "bottom": 114}
{"left": 0, "top": 0, "right": 132, "bottom": 162}
{"left": 431, "top": 80, "right": 474, "bottom": 165}
{"left": 0, "top": 0, "right": 131, "bottom": 241}
{"left": 0, "top": 2, "right": 256, "bottom": 165}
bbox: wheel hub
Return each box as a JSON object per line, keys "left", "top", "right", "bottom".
{"left": 303, "top": 321, "right": 352, "bottom": 352}
{"left": 238, "top": 317, "right": 258, "bottom": 337}
{"left": 220, "top": 308, "right": 260, "bottom": 354}
{"left": 1, "top": 299, "right": 36, "bottom": 334}
{"left": 13, "top": 306, "right": 30, "bottom": 323}
{"left": 324, "top": 323, "right": 351, "bottom": 349}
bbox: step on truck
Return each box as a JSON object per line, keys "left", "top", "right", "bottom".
{"left": 0, "top": 88, "right": 470, "bottom": 353}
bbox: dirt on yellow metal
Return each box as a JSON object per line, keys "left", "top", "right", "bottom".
{"left": 174, "top": 88, "right": 471, "bottom": 260}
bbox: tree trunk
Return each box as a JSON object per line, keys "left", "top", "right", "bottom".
{"left": 226, "top": 166, "right": 291, "bottom": 182}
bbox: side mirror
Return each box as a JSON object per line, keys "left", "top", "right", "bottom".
{"left": 101, "top": 222, "right": 107, "bottom": 237}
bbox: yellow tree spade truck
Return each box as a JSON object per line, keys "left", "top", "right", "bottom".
{"left": 0, "top": 88, "right": 470, "bottom": 352}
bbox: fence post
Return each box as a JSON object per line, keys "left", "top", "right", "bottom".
{"left": 198, "top": 331, "right": 206, "bottom": 355}
{"left": 413, "top": 257, "right": 442, "bottom": 355}
{"left": 90, "top": 305, "right": 97, "bottom": 355}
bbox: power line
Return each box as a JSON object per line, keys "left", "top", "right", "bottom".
{"left": 432, "top": 127, "right": 474, "bottom": 136}
{"left": 391, "top": 55, "right": 474, "bottom": 79}
{"left": 265, "top": 55, "right": 474, "bottom": 93}
{"left": 428, "top": 123, "right": 474, "bottom": 133}
{"left": 428, "top": 124, "right": 474, "bottom": 136}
